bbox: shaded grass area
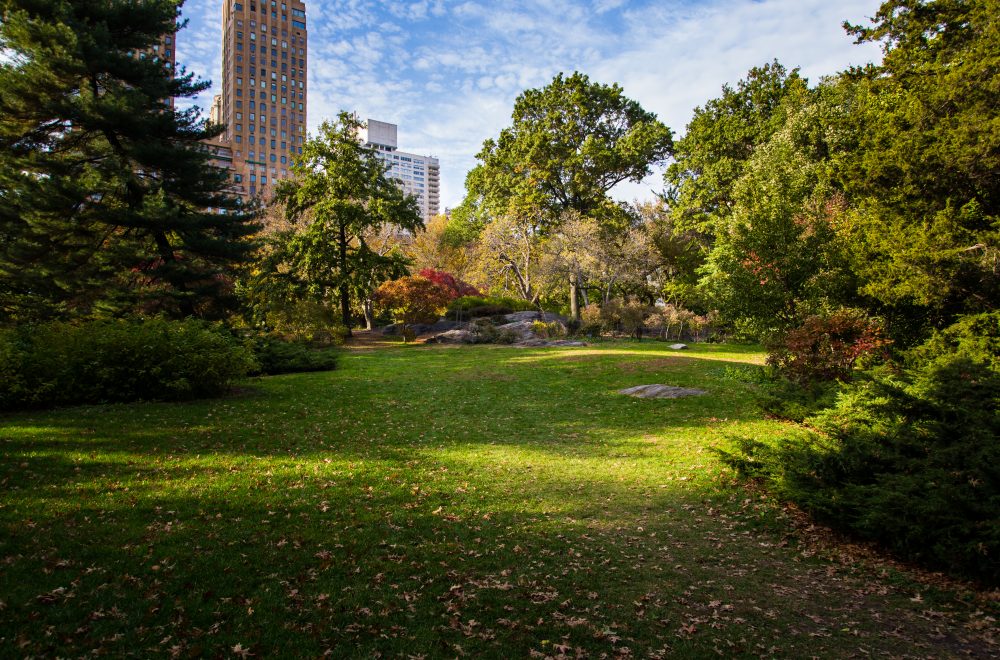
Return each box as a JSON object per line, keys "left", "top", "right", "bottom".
{"left": 0, "top": 343, "right": 995, "bottom": 658}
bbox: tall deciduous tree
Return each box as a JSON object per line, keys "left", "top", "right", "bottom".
{"left": 405, "top": 214, "right": 475, "bottom": 282}
{"left": 0, "top": 0, "right": 258, "bottom": 321}
{"left": 665, "top": 60, "right": 810, "bottom": 238}
{"left": 461, "top": 72, "right": 673, "bottom": 318}
{"left": 636, "top": 201, "right": 706, "bottom": 310}
{"left": 700, "top": 103, "right": 855, "bottom": 338}
{"left": 473, "top": 212, "right": 544, "bottom": 304}
{"left": 273, "top": 113, "right": 422, "bottom": 335}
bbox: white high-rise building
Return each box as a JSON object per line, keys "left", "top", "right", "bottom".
{"left": 361, "top": 119, "right": 440, "bottom": 223}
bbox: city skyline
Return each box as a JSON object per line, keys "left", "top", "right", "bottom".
{"left": 177, "top": 0, "right": 884, "bottom": 210}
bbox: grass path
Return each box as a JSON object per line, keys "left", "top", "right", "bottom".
{"left": 1, "top": 343, "right": 995, "bottom": 658}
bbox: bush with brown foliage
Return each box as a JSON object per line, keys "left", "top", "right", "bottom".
{"left": 767, "top": 310, "right": 890, "bottom": 385}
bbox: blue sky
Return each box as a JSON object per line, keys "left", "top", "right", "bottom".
{"left": 176, "top": 0, "right": 884, "bottom": 209}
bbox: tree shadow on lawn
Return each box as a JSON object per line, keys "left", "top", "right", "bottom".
{"left": 1, "top": 472, "right": 995, "bottom": 659}
{"left": 1, "top": 342, "right": 995, "bottom": 656}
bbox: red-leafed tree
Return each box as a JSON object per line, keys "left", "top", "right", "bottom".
{"left": 418, "top": 268, "right": 481, "bottom": 300}
{"left": 375, "top": 276, "right": 452, "bottom": 340}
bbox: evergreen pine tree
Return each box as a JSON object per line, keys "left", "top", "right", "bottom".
{"left": 0, "top": 0, "right": 259, "bottom": 321}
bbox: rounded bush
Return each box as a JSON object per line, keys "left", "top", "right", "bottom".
{"left": 0, "top": 319, "right": 257, "bottom": 410}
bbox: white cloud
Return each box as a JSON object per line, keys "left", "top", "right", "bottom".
{"left": 176, "top": 0, "right": 884, "bottom": 209}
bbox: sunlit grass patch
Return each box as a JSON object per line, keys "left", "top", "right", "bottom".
{"left": 0, "top": 342, "right": 993, "bottom": 658}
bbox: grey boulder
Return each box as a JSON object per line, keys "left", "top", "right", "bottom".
{"left": 619, "top": 384, "right": 707, "bottom": 399}
{"left": 425, "top": 329, "right": 476, "bottom": 344}
{"left": 503, "top": 311, "right": 566, "bottom": 324}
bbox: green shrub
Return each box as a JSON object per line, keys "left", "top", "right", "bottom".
{"left": 908, "top": 311, "right": 999, "bottom": 370}
{"left": 246, "top": 336, "right": 338, "bottom": 376}
{"left": 470, "top": 319, "right": 499, "bottom": 344}
{"left": 720, "top": 314, "right": 1000, "bottom": 585}
{"left": 496, "top": 329, "right": 521, "bottom": 345}
{"left": 718, "top": 364, "right": 773, "bottom": 385}
{"left": 0, "top": 319, "right": 256, "bottom": 410}
{"left": 530, "top": 320, "right": 565, "bottom": 339}
{"left": 447, "top": 296, "right": 537, "bottom": 321}
{"left": 0, "top": 328, "right": 29, "bottom": 404}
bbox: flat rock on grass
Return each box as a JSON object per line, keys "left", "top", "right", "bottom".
{"left": 619, "top": 384, "right": 707, "bottom": 399}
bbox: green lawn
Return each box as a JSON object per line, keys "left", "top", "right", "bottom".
{"left": 1, "top": 343, "right": 994, "bottom": 658}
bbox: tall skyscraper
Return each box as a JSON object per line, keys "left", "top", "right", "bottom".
{"left": 361, "top": 119, "right": 441, "bottom": 223}
{"left": 144, "top": 32, "right": 177, "bottom": 106}
{"left": 215, "top": 0, "right": 308, "bottom": 199}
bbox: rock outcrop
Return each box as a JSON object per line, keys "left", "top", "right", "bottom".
{"left": 424, "top": 329, "right": 477, "bottom": 344}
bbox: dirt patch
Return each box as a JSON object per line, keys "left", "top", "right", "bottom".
{"left": 618, "top": 357, "right": 683, "bottom": 373}
{"left": 449, "top": 370, "right": 517, "bottom": 382}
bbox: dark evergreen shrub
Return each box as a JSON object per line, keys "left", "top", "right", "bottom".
{"left": 447, "top": 296, "right": 537, "bottom": 321}
{"left": 246, "top": 336, "right": 338, "bottom": 376}
{"left": 0, "top": 319, "right": 256, "bottom": 410}
{"left": 721, "top": 313, "right": 1000, "bottom": 585}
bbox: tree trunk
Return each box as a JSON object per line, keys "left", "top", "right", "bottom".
{"left": 153, "top": 231, "right": 195, "bottom": 318}
{"left": 338, "top": 221, "right": 352, "bottom": 337}
{"left": 362, "top": 298, "right": 375, "bottom": 330}
{"left": 569, "top": 270, "right": 580, "bottom": 322}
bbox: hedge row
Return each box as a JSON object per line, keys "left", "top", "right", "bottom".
{"left": 0, "top": 319, "right": 256, "bottom": 410}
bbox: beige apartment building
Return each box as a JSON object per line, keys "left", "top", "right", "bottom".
{"left": 211, "top": 0, "right": 308, "bottom": 199}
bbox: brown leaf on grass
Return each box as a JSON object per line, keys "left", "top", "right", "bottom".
{"left": 531, "top": 590, "right": 558, "bottom": 604}
{"left": 35, "top": 587, "right": 67, "bottom": 604}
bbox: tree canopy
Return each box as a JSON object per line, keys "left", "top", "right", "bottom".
{"left": 0, "top": 0, "right": 258, "bottom": 321}
{"left": 252, "top": 113, "right": 422, "bottom": 335}
{"left": 461, "top": 71, "right": 673, "bottom": 230}
{"left": 455, "top": 72, "right": 673, "bottom": 318}
{"left": 663, "top": 0, "right": 998, "bottom": 341}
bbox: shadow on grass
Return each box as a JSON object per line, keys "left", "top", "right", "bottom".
{"left": 1, "top": 465, "right": 987, "bottom": 658}
{"left": 0, "top": 345, "right": 993, "bottom": 658}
